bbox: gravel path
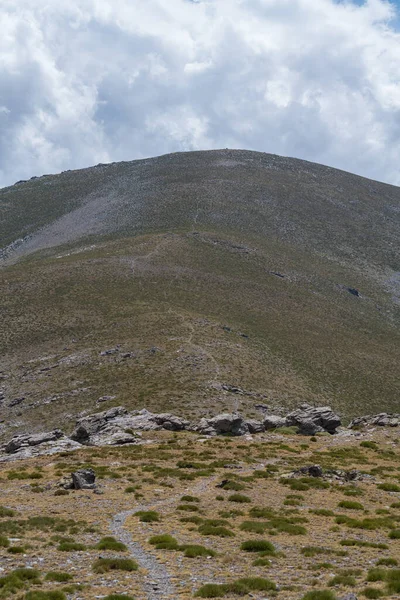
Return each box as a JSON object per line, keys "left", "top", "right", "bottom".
{"left": 110, "top": 476, "right": 217, "bottom": 600}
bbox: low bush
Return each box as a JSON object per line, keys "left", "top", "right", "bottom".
{"left": 57, "top": 541, "right": 86, "bottom": 552}
{"left": 328, "top": 575, "right": 356, "bottom": 587}
{"left": 301, "top": 592, "right": 337, "bottom": 600}
{"left": 148, "top": 534, "right": 179, "bottom": 550}
{"left": 389, "top": 529, "right": 400, "bottom": 539}
{"left": 198, "top": 525, "right": 235, "bottom": 537}
{"left": 92, "top": 558, "right": 138, "bottom": 573}
{"left": 177, "top": 504, "right": 199, "bottom": 512}
{"left": 25, "top": 592, "right": 66, "bottom": 600}
{"left": 377, "top": 557, "right": 398, "bottom": 566}
{"left": 96, "top": 537, "right": 127, "bottom": 551}
{"left": 338, "top": 501, "right": 364, "bottom": 510}
{"left": 363, "top": 588, "right": 384, "bottom": 599}
{"left": 135, "top": 510, "right": 160, "bottom": 522}
{"left": 378, "top": 483, "right": 400, "bottom": 492}
{"left": 0, "top": 506, "right": 15, "bottom": 517}
{"left": 367, "top": 568, "right": 386, "bottom": 582}
{"left": 228, "top": 494, "right": 251, "bottom": 503}
{"left": 180, "top": 495, "right": 200, "bottom": 502}
{"left": 386, "top": 569, "right": 400, "bottom": 594}
{"left": 45, "top": 572, "right": 73, "bottom": 582}
{"left": 240, "top": 540, "right": 275, "bottom": 554}
{"left": 180, "top": 544, "right": 216, "bottom": 558}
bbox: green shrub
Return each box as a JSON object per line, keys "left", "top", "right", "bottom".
{"left": 92, "top": 558, "right": 138, "bottom": 573}
{"left": 367, "top": 568, "right": 386, "bottom": 582}
{"left": 338, "top": 501, "right": 364, "bottom": 510}
{"left": 135, "top": 510, "right": 160, "bottom": 522}
{"left": 54, "top": 490, "right": 69, "bottom": 497}
{"left": 57, "top": 541, "right": 86, "bottom": 552}
{"left": 389, "top": 529, "right": 400, "bottom": 539}
{"left": 8, "top": 546, "right": 25, "bottom": 554}
{"left": 25, "top": 592, "right": 66, "bottom": 600}
{"left": 103, "top": 596, "right": 136, "bottom": 600}
{"left": 240, "top": 540, "right": 275, "bottom": 554}
{"left": 360, "top": 441, "right": 378, "bottom": 450}
{"left": 177, "top": 504, "right": 199, "bottom": 512}
{"left": 0, "top": 507, "right": 15, "bottom": 518}
{"left": 240, "top": 521, "right": 268, "bottom": 534}
{"left": 0, "top": 535, "right": 9, "bottom": 547}
{"left": 311, "top": 509, "right": 335, "bottom": 517}
{"left": 217, "top": 481, "right": 245, "bottom": 491}
{"left": 180, "top": 544, "right": 216, "bottom": 558}
{"left": 340, "top": 539, "right": 388, "bottom": 549}
{"left": 124, "top": 486, "right": 136, "bottom": 493}
{"left": 301, "top": 591, "right": 337, "bottom": 600}
{"left": 148, "top": 534, "right": 179, "bottom": 550}
{"left": 328, "top": 575, "right": 356, "bottom": 587}
{"left": 194, "top": 584, "right": 226, "bottom": 598}
{"left": 235, "top": 577, "right": 275, "bottom": 591}
{"left": 228, "top": 494, "right": 251, "bottom": 503}
{"left": 96, "top": 537, "right": 127, "bottom": 551}
{"left": 198, "top": 525, "right": 235, "bottom": 537}
{"left": 378, "top": 483, "right": 400, "bottom": 492}
{"left": 180, "top": 495, "right": 200, "bottom": 502}
{"left": 180, "top": 516, "right": 203, "bottom": 525}
{"left": 377, "top": 557, "right": 397, "bottom": 566}
{"left": 45, "top": 572, "right": 73, "bottom": 582}
{"left": 386, "top": 569, "right": 400, "bottom": 594}
{"left": 363, "top": 588, "right": 384, "bottom": 599}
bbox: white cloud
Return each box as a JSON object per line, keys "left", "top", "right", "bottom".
{"left": 0, "top": 0, "right": 400, "bottom": 188}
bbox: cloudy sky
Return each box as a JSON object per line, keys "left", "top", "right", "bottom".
{"left": 1, "top": 0, "right": 400, "bottom": 188}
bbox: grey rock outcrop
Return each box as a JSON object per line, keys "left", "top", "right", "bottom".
{"left": 71, "top": 406, "right": 128, "bottom": 443}
{"left": 349, "top": 413, "right": 400, "bottom": 428}
{"left": 286, "top": 404, "right": 341, "bottom": 434}
{"left": 4, "top": 430, "right": 64, "bottom": 454}
{"left": 263, "top": 415, "right": 288, "bottom": 430}
{"left": 152, "top": 413, "right": 189, "bottom": 431}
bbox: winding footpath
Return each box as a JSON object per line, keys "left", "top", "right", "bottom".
{"left": 110, "top": 476, "right": 218, "bottom": 600}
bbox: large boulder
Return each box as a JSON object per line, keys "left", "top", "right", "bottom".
{"left": 152, "top": 413, "right": 190, "bottom": 431}
{"left": 286, "top": 404, "right": 341, "bottom": 434}
{"left": 263, "top": 415, "right": 288, "bottom": 430}
{"left": 196, "top": 413, "right": 248, "bottom": 436}
{"left": 71, "top": 469, "right": 96, "bottom": 490}
{"left": 246, "top": 419, "right": 265, "bottom": 434}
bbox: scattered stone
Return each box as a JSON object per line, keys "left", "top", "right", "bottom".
{"left": 349, "top": 413, "right": 400, "bottom": 428}
{"left": 347, "top": 288, "right": 360, "bottom": 297}
{"left": 8, "top": 397, "right": 25, "bottom": 408}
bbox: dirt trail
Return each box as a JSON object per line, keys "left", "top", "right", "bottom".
{"left": 110, "top": 476, "right": 217, "bottom": 599}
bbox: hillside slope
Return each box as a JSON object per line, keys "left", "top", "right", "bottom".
{"left": 1, "top": 150, "right": 399, "bottom": 437}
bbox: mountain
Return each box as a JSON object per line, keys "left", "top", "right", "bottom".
{"left": 1, "top": 149, "right": 399, "bottom": 437}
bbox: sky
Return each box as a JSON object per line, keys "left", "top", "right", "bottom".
{"left": 1, "top": 0, "right": 400, "bottom": 188}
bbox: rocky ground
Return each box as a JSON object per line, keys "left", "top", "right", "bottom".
{"left": 0, "top": 416, "right": 399, "bottom": 600}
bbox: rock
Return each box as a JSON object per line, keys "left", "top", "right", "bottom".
{"left": 153, "top": 413, "right": 189, "bottom": 431}
{"left": 255, "top": 404, "right": 269, "bottom": 412}
{"left": 71, "top": 469, "right": 96, "bottom": 490}
{"left": 195, "top": 413, "right": 248, "bottom": 436}
{"left": 263, "top": 415, "right": 287, "bottom": 430}
{"left": 4, "top": 430, "right": 64, "bottom": 454}
{"left": 296, "top": 465, "right": 324, "bottom": 478}
{"left": 297, "top": 419, "right": 324, "bottom": 436}
{"left": 70, "top": 407, "right": 128, "bottom": 443}
{"left": 208, "top": 413, "right": 249, "bottom": 436}
{"left": 349, "top": 413, "right": 400, "bottom": 429}
{"left": 340, "top": 594, "right": 358, "bottom": 600}
{"left": 286, "top": 405, "right": 341, "bottom": 434}
{"left": 246, "top": 419, "right": 265, "bottom": 434}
